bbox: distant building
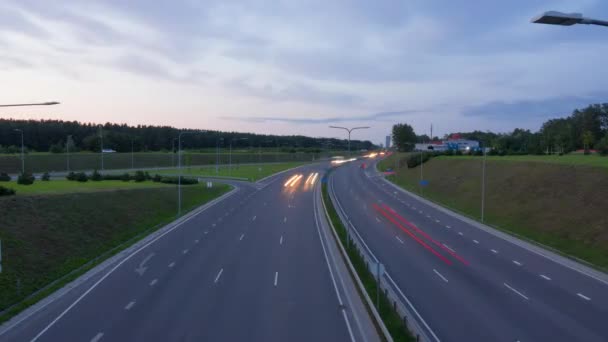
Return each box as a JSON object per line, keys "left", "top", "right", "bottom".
{"left": 385, "top": 135, "right": 391, "bottom": 149}
{"left": 414, "top": 134, "right": 479, "bottom": 152}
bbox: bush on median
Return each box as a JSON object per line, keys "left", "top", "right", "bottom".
{"left": 17, "top": 173, "right": 35, "bottom": 185}
{"left": 0, "top": 186, "right": 16, "bottom": 196}
{"left": 41, "top": 172, "right": 51, "bottom": 181}
{"left": 0, "top": 172, "right": 11, "bottom": 182}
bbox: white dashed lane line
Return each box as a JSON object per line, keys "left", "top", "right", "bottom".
{"left": 577, "top": 293, "right": 591, "bottom": 301}
{"left": 149, "top": 279, "right": 158, "bottom": 286}
{"left": 284, "top": 217, "right": 287, "bottom": 223}
{"left": 239, "top": 234, "right": 245, "bottom": 241}
{"left": 442, "top": 243, "right": 455, "bottom": 253}
{"left": 182, "top": 249, "right": 189, "bottom": 254}
{"left": 214, "top": 268, "right": 224, "bottom": 283}
{"left": 491, "top": 249, "right": 498, "bottom": 254}
{"left": 395, "top": 236, "right": 404, "bottom": 244}
{"left": 376, "top": 217, "right": 381, "bottom": 223}
{"left": 124, "top": 301, "right": 135, "bottom": 310}
{"left": 252, "top": 215, "right": 256, "bottom": 221}
{"left": 280, "top": 236, "right": 283, "bottom": 245}
{"left": 446, "top": 225, "right": 451, "bottom": 229}
{"left": 433, "top": 269, "right": 449, "bottom": 283}
{"left": 512, "top": 260, "right": 522, "bottom": 266}
{"left": 504, "top": 283, "right": 529, "bottom": 300}
{"left": 540, "top": 274, "right": 551, "bottom": 281}
{"left": 194, "top": 239, "right": 199, "bottom": 243}
{"left": 90, "top": 332, "right": 104, "bottom": 342}
{"left": 473, "top": 240, "right": 479, "bottom": 244}
{"left": 168, "top": 262, "right": 175, "bottom": 268}
{"left": 274, "top": 272, "right": 279, "bottom": 287}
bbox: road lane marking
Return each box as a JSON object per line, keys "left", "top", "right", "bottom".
{"left": 435, "top": 219, "right": 440, "bottom": 223}
{"left": 504, "top": 283, "right": 529, "bottom": 300}
{"left": 395, "top": 236, "right": 404, "bottom": 244}
{"left": 577, "top": 293, "right": 591, "bottom": 301}
{"left": 252, "top": 215, "right": 256, "bottom": 221}
{"left": 412, "top": 206, "right": 416, "bottom": 210}
{"left": 204, "top": 231, "right": 208, "bottom": 235}
{"left": 274, "top": 272, "right": 279, "bottom": 287}
{"left": 491, "top": 249, "right": 498, "bottom": 254}
{"left": 473, "top": 240, "right": 479, "bottom": 244}
{"left": 363, "top": 204, "right": 367, "bottom": 209}
{"left": 90, "top": 332, "right": 104, "bottom": 342}
{"left": 280, "top": 236, "right": 283, "bottom": 245}
{"left": 513, "top": 260, "right": 522, "bottom": 266}
{"left": 218, "top": 217, "right": 223, "bottom": 221}
{"left": 124, "top": 301, "right": 135, "bottom": 310}
{"left": 212, "top": 223, "right": 216, "bottom": 227}
{"left": 194, "top": 239, "right": 199, "bottom": 243}
{"left": 540, "top": 274, "right": 551, "bottom": 281}
{"left": 284, "top": 217, "right": 287, "bottom": 223}
{"left": 375, "top": 217, "right": 381, "bottom": 223}
{"left": 214, "top": 268, "right": 224, "bottom": 283}
{"left": 426, "top": 215, "right": 431, "bottom": 218}
{"left": 264, "top": 202, "right": 267, "bottom": 206}
{"left": 433, "top": 269, "right": 449, "bottom": 283}
{"left": 149, "top": 279, "right": 158, "bottom": 286}
{"left": 168, "top": 262, "right": 175, "bottom": 268}
{"left": 183, "top": 249, "right": 189, "bottom": 254}
{"left": 446, "top": 225, "right": 451, "bottom": 229}
{"left": 458, "top": 232, "right": 464, "bottom": 236}
{"left": 442, "top": 243, "right": 455, "bottom": 253}
{"left": 239, "top": 234, "right": 245, "bottom": 241}
{"left": 419, "top": 211, "right": 423, "bottom": 214}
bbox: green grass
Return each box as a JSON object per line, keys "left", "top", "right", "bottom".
{"left": 322, "top": 180, "right": 414, "bottom": 342}
{"left": 0, "top": 152, "right": 323, "bottom": 174}
{"left": 379, "top": 156, "right": 608, "bottom": 270}
{"left": 436, "top": 154, "right": 608, "bottom": 169}
{"left": 2, "top": 180, "right": 172, "bottom": 195}
{"left": 154, "top": 161, "right": 309, "bottom": 181}
{"left": 0, "top": 183, "right": 231, "bottom": 321}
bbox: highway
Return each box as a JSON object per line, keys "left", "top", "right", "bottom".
{"left": 330, "top": 157, "right": 608, "bottom": 342}
{"left": 0, "top": 163, "right": 379, "bottom": 342}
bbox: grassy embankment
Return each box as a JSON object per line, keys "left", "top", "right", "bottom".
{"left": 321, "top": 179, "right": 414, "bottom": 342}
{"left": 378, "top": 153, "right": 608, "bottom": 269}
{"left": 155, "top": 161, "right": 308, "bottom": 181}
{"left": 0, "top": 181, "right": 230, "bottom": 322}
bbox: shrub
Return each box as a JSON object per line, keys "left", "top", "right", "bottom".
{"left": 0, "top": 186, "right": 16, "bottom": 196}
{"left": 159, "top": 176, "right": 198, "bottom": 185}
{"left": 443, "top": 149, "right": 454, "bottom": 156}
{"left": 406, "top": 153, "right": 431, "bottom": 168}
{"left": 473, "top": 150, "right": 483, "bottom": 156}
{"left": 144, "top": 171, "right": 152, "bottom": 180}
{"left": 41, "top": 172, "right": 51, "bottom": 181}
{"left": 91, "top": 170, "right": 102, "bottom": 181}
{"left": 102, "top": 174, "right": 124, "bottom": 181}
{"left": 133, "top": 171, "right": 146, "bottom": 182}
{"left": 120, "top": 173, "right": 131, "bottom": 182}
{"left": 152, "top": 174, "right": 162, "bottom": 182}
{"left": 455, "top": 150, "right": 463, "bottom": 156}
{"left": 498, "top": 150, "right": 507, "bottom": 156}
{"left": 0, "top": 172, "right": 10, "bottom": 182}
{"left": 75, "top": 172, "right": 88, "bottom": 182}
{"left": 17, "top": 172, "right": 35, "bottom": 185}
{"left": 66, "top": 172, "right": 77, "bottom": 181}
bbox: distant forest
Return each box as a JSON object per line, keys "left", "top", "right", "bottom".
{"left": 0, "top": 120, "right": 375, "bottom": 153}
{"left": 421, "top": 104, "right": 608, "bottom": 154}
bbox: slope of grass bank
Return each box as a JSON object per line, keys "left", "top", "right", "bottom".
{"left": 2, "top": 180, "right": 172, "bottom": 195}
{"left": 378, "top": 157, "right": 608, "bottom": 269}
{"left": 436, "top": 154, "right": 608, "bottom": 169}
{"left": 0, "top": 183, "right": 230, "bottom": 317}
{"left": 155, "top": 161, "right": 308, "bottom": 181}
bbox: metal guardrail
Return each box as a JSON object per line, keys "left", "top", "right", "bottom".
{"left": 328, "top": 176, "right": 439, "bottom": 342}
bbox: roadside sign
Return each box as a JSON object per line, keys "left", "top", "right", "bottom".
{"left": 419, "top": 180, "right": 429, "bottom": 186}
{"left": 371, "top": 262, "right": 385, "bottom": 278}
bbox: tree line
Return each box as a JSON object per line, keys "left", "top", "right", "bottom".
{"left": 393, "top": 103, "right": 608, "bottom": 155}
{"left": 0, "top": 119, "right": 374, "bottom": 154}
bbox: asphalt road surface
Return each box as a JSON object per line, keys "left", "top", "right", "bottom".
{"left": 0, "top": 163, "right": 378, "bottom": 342}
{"left": 330, "top": 158, "right": 608, "bottom": 342}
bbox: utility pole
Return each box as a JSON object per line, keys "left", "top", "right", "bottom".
{"left": 131, "top": 138, "right": 135, "bottom": 169}
{"left": 481, "top": 145, "right": 487, "bottom": 222}
{"left": 329, "top": 126, "right": 370, "bottom": 157}
{"left": 66, "top": 135, "right": 72, "bottom": 172}
{"left": 99, "top": 127, "right": 104, "bottom": 171}
{"left": 13, "top": 129, "right": 24, "bottom": 174}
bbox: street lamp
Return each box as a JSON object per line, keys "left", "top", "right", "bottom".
{"left": 329, "top": 126, "right": 370, "bottom": 156}
{"left": 13, "top": 129, "right": 24, "bottom": 174}
{"left": 99, "top": 127, "right": 104, "bottom": 171}
{"left": 229, "top": 138, "right": 248, "bottom": 176}
{"left": 216, "top": 137, "right": 224, "bottom": 174}
{"left": 177, "top": 130, "right": 202, "bottom": 216}
{"left": 0, "top": 101, "right": 60, "bottom": 107}
{"left": 66, "top": 135, "right": 72, "bottom": 172}
{"left": 131, "top": 138, "right": 136, "bottom": 170}
{"left": 531, "top": 11, "right": 608, "bottom": 27}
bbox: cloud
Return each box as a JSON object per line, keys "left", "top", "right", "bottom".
{"left": 464, "top": 93, "right": 608, "bottom": 120}
{"left": 222, "top": 109, "right": 420, "bottom": 124}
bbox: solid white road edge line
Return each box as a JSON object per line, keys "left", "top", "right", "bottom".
{"left": 504, "top": 283, "right": 529, "bottom": 300}
{"left": 433, "top": 269, "right": 449, "bottom": 283}
{"left": 214, "top": 269, "right": 224, "bottom": 283}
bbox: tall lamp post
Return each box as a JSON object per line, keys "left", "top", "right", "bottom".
{"left": 131, "top": 138, "right": 135, "bottom": 170}
{"left": 99, "top": 127, "right": 104, "bottom": 171}
{"left": 229, "top": 138, "right": 248, "bottom": 176}
{"left": 66, "top": 135, "right": 72, "bottom": 172}
{"left": 329, "top": 126, "right": 370, "bottom": 156}
{"left": 178, "top": 131, "right": 202, "bottom": 216}
{"left": 2, "top": 101, "right": 59, "bottom": 175}
{"left": 13, "top": 129, "right": 24, "bottom": 174}
{"left": 216, "top": 137, "right": 224, "bottom": 174}
{"left": 531, "top": 11, "right": 608, "bottom": 27}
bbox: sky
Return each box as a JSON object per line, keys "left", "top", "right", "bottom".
{"left": 1, "top": 0, "right": 607, "bottom": 145}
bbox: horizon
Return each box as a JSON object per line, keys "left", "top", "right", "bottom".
{"left": 1, "top": 1, "right": 607, "bottom": 145}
